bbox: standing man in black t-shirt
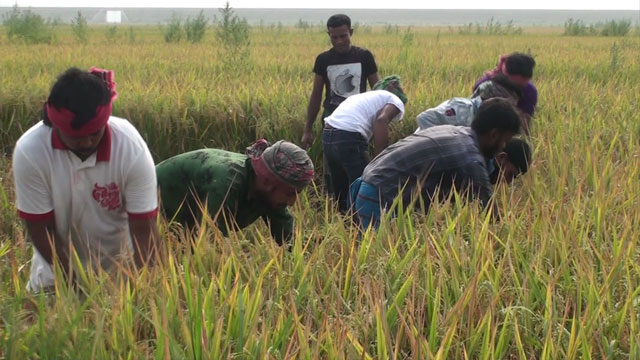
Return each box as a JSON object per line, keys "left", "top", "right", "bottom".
{"left": 301, "top": 14, "right": 379, "bottom": 193}
{"left": 301, "top": 14, "right": 379, "bottom": 149}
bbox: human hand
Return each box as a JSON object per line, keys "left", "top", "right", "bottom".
{"left": 301, "top": 130, "right": 313, "bottom": 149}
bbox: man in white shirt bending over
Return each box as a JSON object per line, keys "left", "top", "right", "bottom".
{"left": 416, "top": 74, "right": 522, "bottom": 132}
{"left": 13, "top": 67, "right": 159, "bottom": 293}
{"left": 322, "top": 75, "right": 407, "bottom": 212}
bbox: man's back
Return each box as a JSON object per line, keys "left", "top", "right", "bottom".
{"left": 156, "top": 149, "right": 250, "bottom": 228}
{"left": 325, "top": 90, "right": 405, "bottom": 140}
{"left": 362, "top": 125, "right": 492, "bottom": 210}
{"left": 474, "top": 74, "right": 537, "bottom": 116}
{"left": 416, "top": 97, "right": 481, "bottom": 130}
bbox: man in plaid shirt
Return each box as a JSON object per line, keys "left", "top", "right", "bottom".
{"left": 351, "top": 98, "right": 522, "bottom": 229}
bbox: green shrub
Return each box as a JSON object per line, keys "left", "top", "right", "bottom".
{"left": 105, "top": 25, "right": 118, "bottom": 42}
{"left": 2, "top": 5, "right": 53, "bottom": 44}
{"left": 185, "top": 10, "right": 207, "bottom": 43}
{"left": 458, "top": 18, "right": 522, "bottom": 35}
{"left": 214, "top": 2, "right": 250, "bottom": 68}
{"left": 71, "top": 11, "right": 89, "bottom": 44}
{"left": 564, "top": 18, "right": 589, "bottom": 35}
{"left": 163, "top": 14, "right": 183, "bottom": 43}
{"left": 127, "top": 26, "right": 137, "bottom": 43}
{"left": 601, "top": 19, "right": 631, "bottom": 36}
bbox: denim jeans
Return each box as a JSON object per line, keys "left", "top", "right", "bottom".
{"left": 350, "top": 178, "right": 382, "bottom": 230}
{"left": 322, "top": 128, "right": 370, "bottom": 212}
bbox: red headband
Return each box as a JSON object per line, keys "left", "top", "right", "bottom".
{"left": 46, "top": 67, "right": 118, "bottom": 137}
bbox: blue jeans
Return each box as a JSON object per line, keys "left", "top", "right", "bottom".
{"left": 349, "top": 178, "right": 382, "bottom": 230}
{"left": 322, "top": 128, "right": 370, "bottom": 213}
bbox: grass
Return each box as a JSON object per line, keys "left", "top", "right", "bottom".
{"left": 1, "top": 25, "right": 640, "bottom": 358}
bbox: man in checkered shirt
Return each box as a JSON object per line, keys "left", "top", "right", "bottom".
{"left": 351, "top": 98, "right": 522, "bottom": 229}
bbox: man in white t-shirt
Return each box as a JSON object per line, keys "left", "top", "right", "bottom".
{"left": 322, "top": 75, "right": 407, "bottom": 212}
{"left": 12, "top": 67, "right": 158, "bottom": 293}
{"left": 416, "top": 74, "right": 522, "bottom": 132}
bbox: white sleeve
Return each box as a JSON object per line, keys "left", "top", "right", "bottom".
{"left": 387, "top": 93, "right": 405, "bottom": 122}
{"left": 416, "top": 109, "right": 440, "bottom": 130}
{"left": 124, "top": 146, "right": 158, "bottom": 215}
{"left": 12, "top": 147, "right": 53, "bottom": 216}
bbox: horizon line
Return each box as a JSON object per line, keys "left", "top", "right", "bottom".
{"left": 1, "top": 6, "right": 639, "bottom": 10}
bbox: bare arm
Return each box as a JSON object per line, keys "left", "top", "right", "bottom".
{"left": 367, "top": 72, "right": 380, "bottom": 89}
{"left": 129, "top": 216, "right": 158, "bottom": 268}
{"left": 372, "top": 104, "right": 401, "bottom": 156}
{"left": 301, "top": 74, "right": 325, "bottom": 149}
{"left": 24, "top": 218, "right": 71, "bottom": 277}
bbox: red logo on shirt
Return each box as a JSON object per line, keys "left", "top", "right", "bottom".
{"left": 92, "top": 183, "right": 121, "bottom": 211}
{"left": 445, "top": 108, "right": 456, "bottom": 116}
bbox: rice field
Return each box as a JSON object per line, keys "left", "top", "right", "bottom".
{"left": 1, "top": 25, "right": 640, "bottom": 358}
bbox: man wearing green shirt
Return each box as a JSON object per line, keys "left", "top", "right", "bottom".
{"left": 156, "top": 140, "right": 314, "bottom": 245}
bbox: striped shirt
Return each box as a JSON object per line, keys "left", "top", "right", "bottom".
{"left": 361, "top": 125, "right": 492, "bottom": 211}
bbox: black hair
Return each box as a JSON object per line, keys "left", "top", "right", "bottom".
{"left": 42, "top": 67, "right": 111, "bottom": 129}
{"left": 484, "top": 74, "right": 522, "bottom": 100}
{"left": 504, "top": 138, "right": 532, "bottom": 174}
{"left": 327, "top": 14, "right": 351, "bottom": 29}
{"left": 471, "top": 98, "right": 521, "bottom": 135}
{"left": 505, "top": 53, "right": 536, "bottom": 78}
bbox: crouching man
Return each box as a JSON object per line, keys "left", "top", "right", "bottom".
{"left": 13, "top": 67, "right": 159, "bottom": 293}
{"left": 156, "top": 140, "right": 314, "bottom": 245}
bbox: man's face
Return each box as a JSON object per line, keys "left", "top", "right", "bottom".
{"left": 507, "top": 73, "right": 531, "bottom": 88}
{"left": 328, "top": 25, "right": 352, "bottom": 53}
{"left": 56, "top": 126, "right": 106, "bottom": 160}
{"left": 260, "top": 183, "right": 299, "bottom": 209}
{"left": 495, "top": 153, "right": 521, "bottom": 184}
{"left": 500, "top": 63, "right": 532, "bottom": 88}
{"left": 482, "top": 130, "right": 515, "bottom": 158}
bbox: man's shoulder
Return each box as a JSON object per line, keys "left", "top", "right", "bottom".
{"left": 314, "top": 48, "right": 333, "bottom": 63}
{"left": 197, "top": 149, "right": 250, "bottom": 189}
{"left": 524, "top": 82, "right": 538, "bottom": 94}
{"left": 15, "top": 121, "right": 50, "bottom": 154}
{"left": 161, "top": 148, "right": 248, "bottom": 171}
{"left": 108, "top": 117, "right": 150, "bottom": 153}
{"left": 108, "top": 116, "right": 141, "bottom": 138}
{"left": 352, "top": 45, "right": 374, "bottom": 55}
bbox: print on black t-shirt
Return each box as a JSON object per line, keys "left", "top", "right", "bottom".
{"left": 313, "top": 46, "right": 378, "bottom": 113}
{"left": 327, "top": 63, "right": 362, "bottom": 108}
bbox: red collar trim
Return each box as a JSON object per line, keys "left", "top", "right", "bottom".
{"left": 51, "top": 124, "right": 112, "bottom": 162}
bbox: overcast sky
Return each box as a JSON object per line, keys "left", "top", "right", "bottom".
{"left": 1, "top": 0, "right": 639, "bottom": 10}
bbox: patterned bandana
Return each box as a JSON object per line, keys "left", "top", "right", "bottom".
{"left": 373, "top": 74, "right": 408, "bottom": 104}
{"left": 45, "top": 67, "right": 118, "bottom": 137}
{"left": 247, "top": 139, "right": 315, "bottom": 191}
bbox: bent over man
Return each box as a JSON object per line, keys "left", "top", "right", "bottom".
{"left": 473, "top": 52, "right": 537, "bottom": 133}
{"left": 156, "top": 140, "right": 314, "bottom": 245}
{"left": 13, "top": 67, "right": 159, "bottom": 293}
{"left": 322, "top": 75, "right": 407, "bottom": 212}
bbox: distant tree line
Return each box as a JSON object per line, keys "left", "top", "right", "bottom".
{"left": 564, "top": 18, "right": 634, "bottom": 36}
